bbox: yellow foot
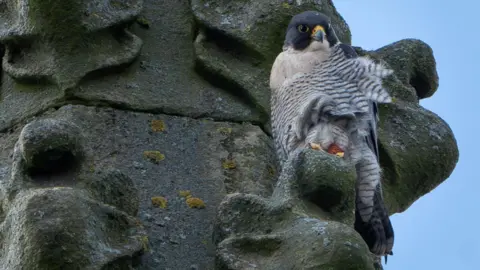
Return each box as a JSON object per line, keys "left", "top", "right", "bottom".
{"left": 309, "top": 143, "right": 323, "bottom": 151}
{"left": 335, "top": 152, "right": 345, "bottom": 158}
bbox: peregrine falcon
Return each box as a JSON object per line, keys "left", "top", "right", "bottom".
{"left": 270, "top": 11, "right": 395, "bottom": 260}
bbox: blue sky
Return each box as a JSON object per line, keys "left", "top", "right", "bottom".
{"left": 333, "top": 0, "right": 478, "bottom": 269}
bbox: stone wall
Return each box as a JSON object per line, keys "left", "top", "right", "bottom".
{"left": 0, "top": 0, "right": 458, "bottom": 269}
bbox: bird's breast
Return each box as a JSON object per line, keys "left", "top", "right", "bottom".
{"left": 270, "top": 50, "right": 330, "bottom": 91}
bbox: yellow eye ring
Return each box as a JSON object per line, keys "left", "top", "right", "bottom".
{"left": 297, "top": 24, "right": 309, "bottom": 33}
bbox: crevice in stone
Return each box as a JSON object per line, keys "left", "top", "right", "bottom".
{"left": 193, "top": 58, "right": 269, "bottom": 123}
{"left": 195, "top": 21, "right": 265, "bottom": 65}
{"left": 0, "top": 96, "right": 272, "bottom": 140}
{"left": 303, "top": 186, "right": 343, "bottom": 213}
{"left": 26, "top": 150, "right": 82, "bottom": 187}
{"left": 0, "top": 42, "right": 4, "bottom": 94}
{"left": 377, "top": 141, "right": 398, "bottom": 186}
{"left": 191, "top": 19, "right": 270, "bottom": 125}
{"left": 409, "top": 71, "right": 431, "bottom": 99}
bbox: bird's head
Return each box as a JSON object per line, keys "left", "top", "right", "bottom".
{"left": 283, "top": 11, "right": 340, "bottom": 52}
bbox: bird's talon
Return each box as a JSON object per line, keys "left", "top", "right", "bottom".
{"left": 309, "top": 143, "right": 323, "bottom": 151}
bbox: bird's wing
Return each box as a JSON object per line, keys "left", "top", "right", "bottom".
{"left": 334, "top": 42, "right": 395, "bottom": 258}
{"left": 367, "top": 101, "right": 380, "bottom": 160}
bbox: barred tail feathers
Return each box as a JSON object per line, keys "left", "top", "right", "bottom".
{"left": 355, "top": 183, "right": 395, "bottom": 257}
{"left": 355, "top": 147, "right": 381, "bottom": 222}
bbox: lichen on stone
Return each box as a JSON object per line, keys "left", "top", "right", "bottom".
{"left": 222, "top": 159, "right": 236, "bottom": 169}
{"left": 143, "top": 151, "right": 165, "bottom": 164}
{"left": 151, "top": 196, "right": 168, "bottom": 209}
{"left": 186, "top": 197, "right": 206, "bottom": 209}
{"left": 151, "top": 119, "right": 166, "bottom": 132}
{"left": 179, "top": 190, "right": 192, "bottom": 198}
{"left": 136, "top": 16, "right": 151, "bottom": 29}
{"left": 217, "top": 127, "right": 232, "bottom": 135}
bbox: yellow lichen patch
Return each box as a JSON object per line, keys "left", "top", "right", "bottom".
{"left": 391, "top": 97, "right": 397, "bottom": 103}
{"left": 143, "top": 151, "right": 165, "bottom": 164}
{"left": 267, "top": 165, "right": 275, "bottom": 176}
{"left": 217, "top": 127, "right": 232, "bottom": 135}
{"left": 282, "top": 2, "right": 291, "bottom": 8}
{"left": 151, "top": 196, "right": 167, "bottom": 208}
{"left": 186, "top": 197, "right": 206, "bottom": 209}
{"left": 136, "top": 16, "right": 150, "bottom": 29}
{"left": 139, "top": 235, "right": 150, "bottom": 251}
{"left": 151, "top": 119, "right": 166, "bottom": 132}
{"left": 179, "top": 190, "right": 192, "bottom": 198}
{"left": 222, "top": 159, "right": 236, "bottom": 169}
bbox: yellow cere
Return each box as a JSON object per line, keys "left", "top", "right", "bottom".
{"left": 312, "top": 25, "right": 325, "bottom": 35}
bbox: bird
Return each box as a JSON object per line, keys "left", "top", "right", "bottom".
{"left": 269, "top": 10, "right": 395, "bottom": 261}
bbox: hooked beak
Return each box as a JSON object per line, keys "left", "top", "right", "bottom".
{"left": 311, "top": 25, "right": 325, "bottom": 42}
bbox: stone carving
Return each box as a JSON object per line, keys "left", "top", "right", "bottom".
{"left": 0, "top": 105, "right": 276, "bottom": 269}
{"left": 0, "top": 0, "right": 458, "bottom": 269}
{"left": 214, "top": 149, "right": 375, "bottom": 270}
{"left": 0, "top": 0, "right": 143, "bottom": 88}
{"left": 0, "top": 118, "right": 146, "bottom": 269}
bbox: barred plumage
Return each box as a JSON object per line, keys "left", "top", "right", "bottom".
{"left": 272, "top": 44, "right": 393, "bottom": 166}
{"left": 271, "top": 42, "right": 394, "bottom": 257}
{"left": 270, "top": 10, "right": 395, "bottom": 259}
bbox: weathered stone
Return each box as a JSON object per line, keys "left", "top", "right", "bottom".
{"left": 213, "top": 150, "right": 374, "bottom": 270}
{"left": 18, "top": 119, "right": 84, "bottom": 174}
{"left": 352, "top": 39, "right": 458, "bottom": 213}
{"left": 354, "top": 39, "right": 439, "bottom": 102}
{"left": 79, "top": 169, "right": 140, "bottom": 216}
{"left": 0, "top": 118, "right": 146, "bottom": 269}
{"left": 0, "top": 104, "right": 276, "bottom": 269}
{"left": 297, "top": 150, "right": 357, "bottom": 225}
{"left": 375, "top": 39, "right": 439, "bottom": 100}
{"left": 0, "top": 0, "right": 264, "bottom": 133}
{"left": 0, "top": 0, "right": 143, "bottom": 88}
{"left": 377, "top": 101, "right": 459, "bottom": 213}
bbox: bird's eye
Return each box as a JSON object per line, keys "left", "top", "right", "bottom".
{"left": 297, "top": 24, "right": 309, "bottom": 33}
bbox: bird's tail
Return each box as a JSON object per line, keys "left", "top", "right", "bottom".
{"left": 354, "top": 184, "right": 394, "bottom": 260}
